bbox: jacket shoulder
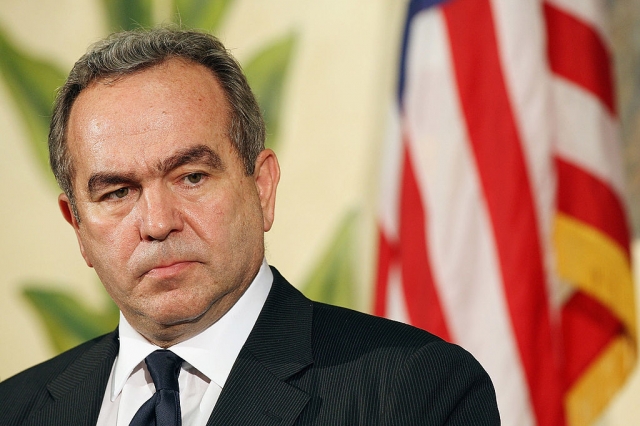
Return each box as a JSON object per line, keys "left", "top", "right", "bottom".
{"left": 0, "top": 331, "right": 118, "bottom": 426}
{"left": 307, "top": 302, "right": 500, "bottom": 424}
{"left": 311, "top": 301, "right": 444, "bottom": 352}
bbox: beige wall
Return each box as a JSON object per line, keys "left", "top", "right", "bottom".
{"left": 0, "top": 0, "right": 402, "bottom": 377}
{"left": 1, "top": 0, "right": 640, "bottom": 424}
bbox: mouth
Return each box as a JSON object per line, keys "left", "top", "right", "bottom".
{"left": 144, "top": 261, "right": 197, "bottom": 280}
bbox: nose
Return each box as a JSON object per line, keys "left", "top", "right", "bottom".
{"left": 136, "top": 185, "right": 183, "bottom": 241}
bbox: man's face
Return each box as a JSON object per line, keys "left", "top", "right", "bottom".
{"left": 59, "top": 58, "right": 279, "bottom": 346}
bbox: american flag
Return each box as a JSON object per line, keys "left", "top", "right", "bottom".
{"left": 374, "top": 0, "right": 636, "bottom": 424}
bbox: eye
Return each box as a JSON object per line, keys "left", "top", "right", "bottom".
{"left": 111, "top": 187, "right": 129, "bottom": 199}
{"left": 185, "top": 173, "right": 203, "bottom": 184}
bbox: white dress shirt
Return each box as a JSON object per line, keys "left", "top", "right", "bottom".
{"left": 96, "top": 260, "right": 273, "bottom": 426}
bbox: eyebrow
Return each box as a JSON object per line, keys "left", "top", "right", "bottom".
{"left": 156, "top": 144, "right": 225, "bottom": 174}
{"left": 86, "top": 145, "right": 225, "bottom": 197}
{"left": 87, "top": 172, "right": 137, "bottom": 198}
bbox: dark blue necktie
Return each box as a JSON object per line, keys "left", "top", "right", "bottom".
{"left": 130, "top": 350, "right": 183, "bottom": 426}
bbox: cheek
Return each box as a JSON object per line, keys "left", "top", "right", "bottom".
{"left": 78, "top": 217, "right": 139, "bottom": 273}
{"left": 181, "top": 201, "right": 232, "bottom": 251}
{"left": 184, "top": 188, "right": 262, "bottom": 248}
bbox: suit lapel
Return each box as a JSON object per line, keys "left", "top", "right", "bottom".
{"left": 23, "top": 331, "right": 118, "bottom": 426}
{"left": 207, "top": 268, "right": 314, "bottom": 426}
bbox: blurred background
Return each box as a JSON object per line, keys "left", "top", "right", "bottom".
{"left": 1, "top": 0, "right": 640, "bottom": 424}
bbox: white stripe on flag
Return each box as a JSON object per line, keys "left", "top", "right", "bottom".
{"left": 402, "top": 8, "right": 535, "bottom": 425}
{"left": 377, "top": 104, "right": 403, "bottom": 240}
{"left": 491, "top": 0, "right": 562, "bottom": 310}
{"left": 553, "top": 77, "right": 625, "bottom": 194}
{"left": 386, "top": 264, "right": 410, "bottom": 324}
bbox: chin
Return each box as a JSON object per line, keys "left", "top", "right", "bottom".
{"left": 152, "top": 304, "right": 209, "bottom": 327}
{"left": 127, "top": 295, "right": 204, "bottom": 328}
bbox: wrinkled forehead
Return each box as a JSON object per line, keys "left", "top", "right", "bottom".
{"left": 72, "top": 59, "right": 229, "bottom": 127}
{"left": 65, "top": 58, "right": 234, "bottom": 184}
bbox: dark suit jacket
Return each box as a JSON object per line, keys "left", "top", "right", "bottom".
{"left": 0, "top": 267, "right": 500, "bottom": 425}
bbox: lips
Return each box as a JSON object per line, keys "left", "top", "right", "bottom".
{"left": 132, "top": 255, "right": 202, "bottom": 280}
{"left": 128, "top": 238, "right": 208, "bottom": 279}
{"left": 144, "top": 260, "right": 196, "bottom": 279}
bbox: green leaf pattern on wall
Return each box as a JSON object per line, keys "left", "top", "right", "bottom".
{"left": 0, "top": 27, "right": 65, "bottom": 186}
{"left": 23, "top": 285, "right": 119, "bottom": 353}
{"left": 244, "top": 33, "right": 297, "bottom": 151}
{"left": 302, "top": 210, "right": 358, "bottom": 309}
{"left": 102, "top": 0, "right": 154, "bottom": 31}
{"left": 1, "top": 0, "right": 358, "bottom": 354}
{"left": 174, "top": 0, "right": 233, "bottom": 32}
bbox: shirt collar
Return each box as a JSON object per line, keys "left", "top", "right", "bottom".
{"left": 111, "top": 259, "right": 273, "bottom": 400}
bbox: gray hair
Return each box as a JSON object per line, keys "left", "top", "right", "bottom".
{"left": 49, "top": 27, "right": 265, "bottom": 219}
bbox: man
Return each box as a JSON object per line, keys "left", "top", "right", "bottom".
{"left": 0, "top": 28, "right": 499, "bottom": 425}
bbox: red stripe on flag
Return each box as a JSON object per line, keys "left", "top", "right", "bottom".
{"left": 544, "top": 2, "right": 616, "bottom": 115}
{"left": 374, "top": 229, "right": 394, "bottom": 317}
{"left": 399, "top": 143, "right": 451, "bottom": 341}
{"left": 561, "top": 291, "right": 623, "bottom": 387}
{"left": 556, "top": 158, "right": 630, "bottom": 258}
{"left": 442, "top": 0, "right": 564, "bottom": 424}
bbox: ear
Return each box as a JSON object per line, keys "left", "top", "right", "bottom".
{"left": 58, "top": 193, "right": 93, "bottom": 268}
{"left": 253, "top": 149, "right": 280, "bottom": 232}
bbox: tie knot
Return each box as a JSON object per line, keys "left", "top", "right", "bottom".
{"left": 145, "top": 350, "right": 183, "bottom": 392}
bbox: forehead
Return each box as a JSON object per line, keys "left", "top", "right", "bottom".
{"left": 66, "top": 58, "right": 232, "bottom": 177}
